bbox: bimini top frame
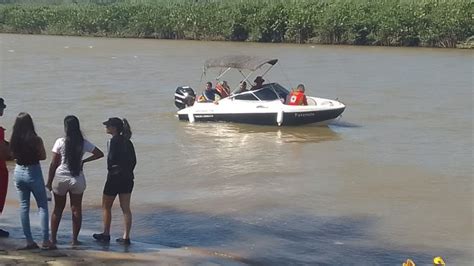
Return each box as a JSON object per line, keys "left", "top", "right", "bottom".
{"left": 204, "top": 55, "right": 278, "bottom": 71}
{"left": 202, "top": 55, "right": 279, "bottom": 92}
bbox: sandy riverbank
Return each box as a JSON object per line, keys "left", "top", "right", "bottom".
{"left": 0, "top": 237, "right": 246, "bottom": 265}
{"left": 0, "top": 203, "right": 245, "bottom": 265}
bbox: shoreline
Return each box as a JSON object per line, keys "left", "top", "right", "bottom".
{"left": 0, "top": 237, "right": 246, "bottom": 265}
{"left": 1, "top": 32, "right": 472, "bottom": 51}
{"left": 0, "top": 204, "right": 247, "bottom": 265}
{"left": 1, "top": 31, "right": 472, "bottom": 50}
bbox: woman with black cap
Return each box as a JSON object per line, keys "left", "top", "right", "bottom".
{"left": 93, "top": 117, "right": 136, "bottom": 245}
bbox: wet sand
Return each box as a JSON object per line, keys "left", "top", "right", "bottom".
{"left": 0, "top": 232, "right": 246, "bottom": 266}
{"left": 0, "top": 205, "right": 246, "bottom": 265}
{"left": 0, "top": 241, "right": 240, "bottom": 265}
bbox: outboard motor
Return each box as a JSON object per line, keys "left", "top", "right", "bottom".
{"left": 174, "top": 86, "right": 196, "bottom": 110}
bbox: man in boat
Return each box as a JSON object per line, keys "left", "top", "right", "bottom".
{"left": 234, "top": 81, "right": 248, "bottom": 94}
{"left": 251, "top": 76, "right": 265, "bottom": 90}
{"left": 288, "top": 84, "right": 308, "bottom": 106}
{"left": 198, "top": 81, "right": 221, "bottom": 102}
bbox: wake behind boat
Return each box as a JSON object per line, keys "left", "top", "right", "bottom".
{"left": 174, "top": 55, "right": 345, "bottom": 126}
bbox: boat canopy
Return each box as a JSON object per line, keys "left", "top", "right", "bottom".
{"left": 204, "top": 55, "right": 278, "bottom": 71}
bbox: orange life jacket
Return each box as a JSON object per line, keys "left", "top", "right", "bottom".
{"left": 215, "top": 83, "right": 230, "bottom": 98}
{"left": 288, "top": 91, "right": 308, "bottom": 105}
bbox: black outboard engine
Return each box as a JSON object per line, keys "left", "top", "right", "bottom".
{"left": 174, "top": 86, "right": 196, "bottom": 110}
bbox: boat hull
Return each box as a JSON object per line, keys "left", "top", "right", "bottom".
{"left": 178, "top": 107, "right": 345, "bottom": 126}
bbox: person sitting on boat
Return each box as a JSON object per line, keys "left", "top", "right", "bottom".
{"left": 222, "top": 81, "right": 231, "bottom": 95}
{"left": 287, "top": 84, "right": 308, "bottom": 106}
{"left": 251, "top": 76, "right": 265, "bottom": 90}
{"left": 234, "top": 81, "right": 248, "bottom": 94}
{"left": 198, "top": 81, "right": 221, "bottom": 102}
{"left": 215, "top": 81, "right": 230, "bottom": 98}
{"left": 285, "top": 88, "right": 294, "bottom": 104}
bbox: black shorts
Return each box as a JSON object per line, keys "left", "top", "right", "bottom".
{"left": 103, "top": 178, "right": 134, "bottom": 196}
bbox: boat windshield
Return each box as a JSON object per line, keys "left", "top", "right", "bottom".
{"left": 253, "top": 83, "right": 289, "bottom": 101}
{"left": 230, "top": 83, "right": 290, "bottom": 102}
{"left": 234, "top": 93, "right": 259, "bottom": 101}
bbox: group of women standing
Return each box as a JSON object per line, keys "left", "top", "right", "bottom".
{"left": 0, "top": 98, "right": 137, "bottom": 250}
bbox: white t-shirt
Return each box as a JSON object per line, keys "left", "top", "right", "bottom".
{"left": 52, "top": 137, "right": 95, "bottom": 178}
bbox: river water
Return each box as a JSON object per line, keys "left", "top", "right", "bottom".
{"left": 0, "top": 34, "right": 472, "bottom": 265}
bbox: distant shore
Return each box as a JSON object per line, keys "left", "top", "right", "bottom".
{"left": 0, "top": 0, "right": 472, "bottom": 48}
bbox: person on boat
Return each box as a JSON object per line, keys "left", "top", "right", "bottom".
{"left": 235, "top": 81, "right": 248, "bottom": 94}
{"left": 288, "top": 84, "right": 308, "bottom": 106}
{"left": 285, "top": 88, "right": 294, "bottom": 104}
{"left": 0, "top": 98, "right": 10, "bottom": 238}
{"left": 47, "top": 115, "right": 104, "bottom": 247}
{"left": 223, "top": 81, "right": 231, "bottom": 96}
{"left": 215, "top": 81, "right": 230, "bottom": 98}
{"left": 198, "top": 82, "right": 221, "bottom": 102}
{"left": 93, "top": 118, "right": 136, "bottom": 245}
{"left": 251, "top": 76, "right": 265, "bottom": 90}
{"left": 10, "top": 112, "right": 54, "bottom": 250}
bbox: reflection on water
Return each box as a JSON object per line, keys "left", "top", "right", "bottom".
{"left": 180, "top": 122, "right": 341, "bottom": 144}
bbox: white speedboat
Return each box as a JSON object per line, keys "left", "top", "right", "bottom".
{"left": 174, "top": 55, "right": 345, "bottom": 126}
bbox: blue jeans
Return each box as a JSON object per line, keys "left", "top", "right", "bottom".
{"left": 14, "top": 164, "right": 49, "bottom": 243}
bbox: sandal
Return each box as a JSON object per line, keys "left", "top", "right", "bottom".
{"left": 93, "top": 233, "right": 110, "bottom": 243}
{"left": 116, "top": 238, "right": 131, "bottom": 245}
{"left": 0, "top": 229, "right": 9, "bottom": 238}
{"left": 41, "top": 243, "right": 57, "bottom": 250}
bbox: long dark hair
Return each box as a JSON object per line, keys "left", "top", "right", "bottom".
{"left": 121, "top": 119, "right": 132, "bottom": 140}
{"left": 10, "top": 112, "right": 39, "bottom": 162}
{"left": 64, "top": 115, "right": 84, "bottom": 176}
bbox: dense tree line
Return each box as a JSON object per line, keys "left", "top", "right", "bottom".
{"left": 0, "top": 0, "right": 472, "bottom": 48}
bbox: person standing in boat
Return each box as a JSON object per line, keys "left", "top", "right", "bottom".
{"left": 93, "top": 118, "right": 136, "bottom": 245}
{"left": 10, "top": 112, "right": 54, "bottom": 250}
{"left": 0, "top": 98, "right": 10, "bottom": 238}
{"left": 288, "top": 84, "right": 308, "bottom": 106}
{"left": 46, "top": 115, "right": 104, "bottom": 247}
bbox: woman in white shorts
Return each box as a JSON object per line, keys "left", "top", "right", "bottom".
{"left": 46, "top": 115, "right": 103, "bottom": 246}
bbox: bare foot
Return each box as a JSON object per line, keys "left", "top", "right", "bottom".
{"left": 18, "top": 242, "right": 39, "bottom": 250}
{"left": 71, "top": 240, "right": 83, "bottom": 246}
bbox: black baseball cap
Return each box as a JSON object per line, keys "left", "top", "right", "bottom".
{"left": 0, "top": 98, "right": 5, "bottom": 109}
{"left": 103, "top": 117, "right": 123, "bottom": 128}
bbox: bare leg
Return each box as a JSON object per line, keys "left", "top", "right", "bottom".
{"left": 69, "top": 193, "right": 83, "bottom": 245}
{"left": 118, "top": 193, "right": 132, "bottom": 239}
{"left": 51, "top": 193, "right": 67, "bottom": 245}
{"left": 102, "top": 194, "right": 115, "bottom": 235}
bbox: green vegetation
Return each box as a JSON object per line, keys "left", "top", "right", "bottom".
{"left": 0, "top": 0, "right": 472, "bottom": 48}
